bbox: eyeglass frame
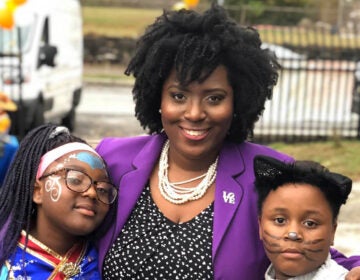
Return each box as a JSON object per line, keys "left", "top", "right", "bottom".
{"left": 38, "top": 168, "right": 118, "bottom": 205}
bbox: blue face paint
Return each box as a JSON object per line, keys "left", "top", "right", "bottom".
{"left": 75, "top": 152, "right": 105, "bottom": 170}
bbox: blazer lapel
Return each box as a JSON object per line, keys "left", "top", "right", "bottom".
{"left": 114, "top": 135, "right": 166, "bottom": 236}
{"left": 98, "top": 135, "right": 166, "bottom": 268}
{"left": 212, "top": 142, "right": 245, "bottom": 258}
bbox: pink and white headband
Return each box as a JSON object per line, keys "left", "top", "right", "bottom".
{"left": 36, "top": 142, "right": 100, "bottom": 179}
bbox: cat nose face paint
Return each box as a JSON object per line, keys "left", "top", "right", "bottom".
{"left": 288, "top": 232, "right": 298, "bottom": 240}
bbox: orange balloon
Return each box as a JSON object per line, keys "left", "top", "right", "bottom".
{"left": 0, "top": 5, "right": 14, "bottom": 29}
{"left": 183, "top": 0, "right": 199, "bottom": 8}
{"left": 11, "top": 0, "right": 26, "bottom": 6}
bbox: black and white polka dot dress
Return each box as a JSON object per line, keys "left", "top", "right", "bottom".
{"left": 103, "top": 184, "right": 214, "bottom": 279}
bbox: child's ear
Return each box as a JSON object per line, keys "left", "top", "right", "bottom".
{"left": 258, "top": 216, "right": 263, "bottom": 240}
{"left": 33, "top": 180, "right": 43, "bottom": 204}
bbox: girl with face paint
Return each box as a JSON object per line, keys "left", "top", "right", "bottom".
{"left": 0, "top": 124, "right": 118, "bottom": 279}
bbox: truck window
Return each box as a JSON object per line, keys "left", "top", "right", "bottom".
{"left": 0, "top": 25, "right": 32, "bottom": 55}
{"left": 40, "top": 17, "right": 49, "bottom": 45}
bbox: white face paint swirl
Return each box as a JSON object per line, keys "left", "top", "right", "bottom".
{"left": 44, "top": 175, "right": 62, "bottom": 202}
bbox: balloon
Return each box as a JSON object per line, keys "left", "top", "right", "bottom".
{"left": 1, "top": 0, "right": 16, "bottom": 12}
{"left": 0, "top": 0, "right": 26, "bottom": 29}
{"left": 184, "top": 0, "right": 199, "bottom": 8}
{"left": 12, "top": 0, "right": 27, "bottom": 5}
{"left": 172, "top": 1, "right": 189, "bottom": 11}
{"left": 0, "top": 4, "right": 14, "bottom": 29}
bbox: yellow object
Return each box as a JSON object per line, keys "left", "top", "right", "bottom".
{"left": 12, "top": 0, "right": 27, "bottom": 5}
{"left": 0, "top": 3, "right": 14, "bottom": 29}
{"left": 0, "top": 0, "right": 27, "bottom": 29}
{"left": 184, "top": 0, "right": 199, "bottom": 8}
{"left": 0, "top": 92, "right": 17, "bottom": 111}
{"left": 0, "top": 113, "right": 11, "bottom": 133}
{"left": 0, "top": 92, "right": 16, "bottom": 134}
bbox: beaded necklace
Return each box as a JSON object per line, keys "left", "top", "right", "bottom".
{"left": 158, "top": 140, "right": 218, "bottom": 204}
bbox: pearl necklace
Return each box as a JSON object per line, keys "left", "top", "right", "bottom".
{"left": 158, "top": 140, "right": 218, "bottom": 204}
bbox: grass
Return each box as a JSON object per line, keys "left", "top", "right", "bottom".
{"left": 269, "top": 140, "right": 360, "bottom": 181}
{"left": 82, "top": 6, "right": 360, "bottom": 47}
{"left": 82, "top": 6, "right": 163, "bottom": 38}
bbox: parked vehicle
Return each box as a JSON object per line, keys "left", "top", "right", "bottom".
{"left": 0, "top": 0, "right": 83, "bottom": 137}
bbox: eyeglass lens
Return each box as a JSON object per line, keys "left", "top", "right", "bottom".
{"left": 66, "top": 169, "right": 116, "bottom": 204}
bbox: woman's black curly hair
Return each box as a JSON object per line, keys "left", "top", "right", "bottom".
{"left": 125, "top": 4, "right": 279, "bottom": 143}
{"left": 0, "top": 123, "right": 117, "bottom": 268}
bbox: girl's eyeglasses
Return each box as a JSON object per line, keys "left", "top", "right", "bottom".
{"left": 39, "top": 168, "right": 117, "bottom": 205}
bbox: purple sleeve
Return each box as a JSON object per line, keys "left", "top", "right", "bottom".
{"left": 330, "top": 247, "right": 360, "bottom": 270}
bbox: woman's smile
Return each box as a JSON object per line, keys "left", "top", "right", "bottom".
{"left": 181, "top": 127, "right": 209, "bottom": 139}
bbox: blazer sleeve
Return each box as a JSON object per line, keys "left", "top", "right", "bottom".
{"left": 330, "top": 247, "right": 360, "bottom": 269}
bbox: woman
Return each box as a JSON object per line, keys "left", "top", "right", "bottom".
{"left": 0, "top": 124, "right": 117, "bottom": 279}
{"left": 96, "top": 4, "right": 360, "bottom": 279}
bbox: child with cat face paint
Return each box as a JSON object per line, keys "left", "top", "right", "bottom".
{"left": 0, "top": 124, "right": 118, "bottom": 279}
{"left": 254, "top": 155, "right": 353, "bottom": 280}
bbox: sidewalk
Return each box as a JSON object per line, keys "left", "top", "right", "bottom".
{"left": 335, "top": 181, "right": 360, "bottom": 256}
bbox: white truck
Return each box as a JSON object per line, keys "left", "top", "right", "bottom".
{"left": 0, "top": 0, "right": 83, "bottom": 137}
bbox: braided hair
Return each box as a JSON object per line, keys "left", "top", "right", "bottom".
{"left": 0, "top": 123, "right": 117, "bottom": 267}
{"left": 125, "top": 4, "right": 279, "bottom": 142}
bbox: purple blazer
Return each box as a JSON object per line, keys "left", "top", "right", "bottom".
{"left": 96, "top": 133, "right": 360, "bottom": 279}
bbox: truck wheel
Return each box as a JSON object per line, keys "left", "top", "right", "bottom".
{"left": 61, "top": 108, "right": 76, "bottom": 131}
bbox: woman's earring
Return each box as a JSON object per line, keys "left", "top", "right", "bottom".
{"left": 159, "top": 109, "right": 162, "bottom": 114}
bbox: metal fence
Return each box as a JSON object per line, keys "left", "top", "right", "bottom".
{"left": 251, "top": 25, "right": 360, "bottom": 143}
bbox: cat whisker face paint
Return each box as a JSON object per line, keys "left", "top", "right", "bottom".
{"left": 258, "top": 183, "right": 337, "bottom": 279}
